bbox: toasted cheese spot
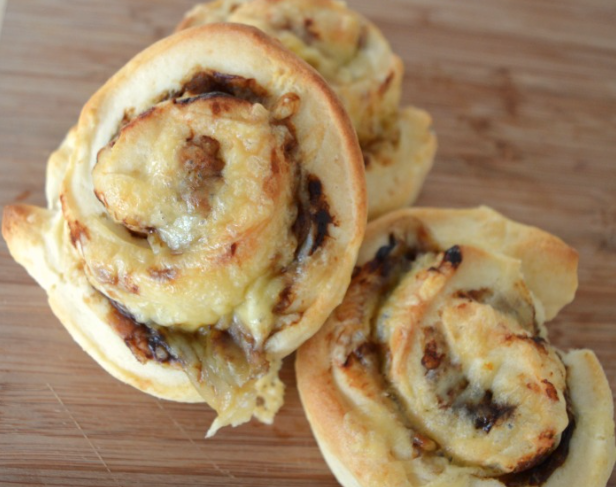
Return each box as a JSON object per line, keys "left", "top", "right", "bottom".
{"left": 67, "top": 219, "right": 90, "bottom": 248}
{"left": 148, "top": 267, "right": 179, "bottom": 282}
{"left": 421, "top": 339, "right": 443, "bottom": 371}
{"left": 178, "top": 134, "right": 225, "bottom": 213}
{"left": 120, "top": 274, "right": 140, "bottom": 295}
{"left": 504, "top": 334, "right": 548, "bottom": 355}
{"left": 273, "top": 285, "right": 294, "bottom": 314}
{"left": 542, "top": 379, "right": 559, "bottom": 401}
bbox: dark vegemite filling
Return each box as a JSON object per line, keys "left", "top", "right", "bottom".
{"left": 341, "top": 237, "right": 574, "bottom": 485}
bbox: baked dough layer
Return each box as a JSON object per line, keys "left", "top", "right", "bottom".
{"left": 297, "top": 207, "right": 615, "bottom": 486}
{"left": 3, "top": 24, "right": 366, "bottom": 436}
{"left": 178, "top": 0, "right": 437, "bottom": 219}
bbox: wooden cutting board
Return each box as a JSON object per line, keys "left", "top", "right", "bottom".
{"left": 1, "top": 0, "right": 615, "bottom": 485}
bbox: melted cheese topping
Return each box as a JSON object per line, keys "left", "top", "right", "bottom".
{"left": 180, "top": 0, "right": 402, "bottom": 146}
{"left": 57, "top": 69, "right": 345, "bottom": 432}
{"left": 60, "top": 86, "right": 301, "bottom": 432}
{"left": 380, "top": 248, "right": 567, "bottom": 473}
{"left": 57, "top": 83, "right": 296, "bottom": 431}
{"left": 178, "top": 0, "right": 437, "bottom": 221}
{"left": 87, "top": 95, "right": 294, "bottom": 335}
{"left": 318, "top": 208, "right": 584, "bottom": 484}
{"left": 13, "top": 25, "right": 366, "bottom": 436}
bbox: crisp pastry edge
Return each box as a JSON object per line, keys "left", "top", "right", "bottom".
{"left": 297, "top": 343, "right": 616, "bottom": 487}
{"left": 296, "top": 207, "right": 615, "bottom": 487}
{"left": 3, "top": 200, "right": 204, "bottom": 403}
{"left": 2, "top": 24, "right": 367, "bottom": 407}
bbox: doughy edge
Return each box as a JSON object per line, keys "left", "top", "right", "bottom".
{"left": 73, "top": 23, "right": 366, "bottom": 358}
{"left": 356, "top": 207, "right": 578, "bottom": 321}
{"left": 3, "top": 24, "right": 366, "bottom": 403}
{"left": 365, "top": 106, "right": 437, "bottom": 220}
{"left": 296, "top": 207, "right": 612, "bottom": 487}
{"left": 297, "top": 320, "right": 615, "bottom": 487}
{"left": 3, "top": 202, "right": 203, "bottom": 402}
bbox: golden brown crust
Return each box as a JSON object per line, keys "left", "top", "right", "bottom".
{"left": 3, "top": 23, "right": 366, "bottom": 435}
{"left": 296, "top": 207, "right": 615, "bottom": 487}
{"left": 3, "top": 202, "right": 203, "bottom": 403}
{"left": 177, "top": 0, "right": 436, "bottom": 219}
{"left": 360, "top": 207, "right": 578, "bottom": 320}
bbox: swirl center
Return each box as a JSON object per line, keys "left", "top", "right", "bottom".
{"left": 93, "top": 94, "right": 286, "bottom": 253}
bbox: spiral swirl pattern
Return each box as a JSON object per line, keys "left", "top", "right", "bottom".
{"left": 77, "top": 83, "right": 298, "bottom": 332}
{"left": 297, "top": 207, "right": 615, "bottom": 486}
{"left": 5, "top": 24, "right": 365, "bottom": 435}
{"left": 178, "top": 0, "right": 437, "bottom": 219}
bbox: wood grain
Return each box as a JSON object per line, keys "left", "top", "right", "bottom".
{"left": 1, "top": 0, "right": 615, "bottom": 485}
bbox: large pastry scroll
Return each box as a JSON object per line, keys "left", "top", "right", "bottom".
{"left": 3, "top": 23, "right": 366, "bottom": 436}
{"left": 297, "top": 207, "right": 615, "bottom": 487}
